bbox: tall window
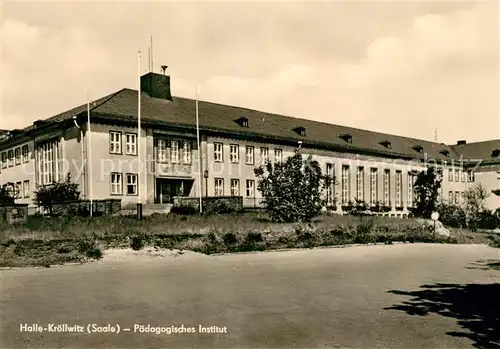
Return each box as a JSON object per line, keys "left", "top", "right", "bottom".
{"left": 1, "top": 152, "right": 6, "bottom": 168}
{"left": 395, "top": 170, "right": 402, "bottom": 207}
{"left": 170, "top": 140, "right": 179, "bottom": 163}
{"left": 326, "top": 163, "right": 334, "bottom": 205}
{"left": 454, "top": 169, "right": 459, "bottom": 182}
{"left": 22, "top": 145, "right": 29, "bottom": 163}
{"left": 16, "top": 182, "right": 22, "bottom": 197}
{"left": 125, "top": 133, "right": 137, "bottom": 155}
{"left": 407, "top": 172, "right": 415, "bottom": 207}
{"left": 15, "top": 148, "right": 21, "bottom": 165}
{"left": 214, "top": 143, "right": 223, "bottom": 162}
{"left": 109, "top": 132, "right": 122, "bottom": 154}
{"left": 370, "top": 168, "right": 378, "bottom": 205}
{"left": 38, "top": 140, "right": 58, "bottom": 185}
{"left": 246, "top": 179, "right": 255, "bottom": 197}
{"left": 383, "top": 169, "right": 390, "bottom": 206}
{"left": 126, "top": 174, "right": 138, "bottom": 195}
{"left": 448, "top": 168, "right": 453, "bottom": 181}
{"left": 341, "top": 165, "right": 350, "bottom": 205}
{"left": 230, "top": 179, "right": 240, "bottom": 196}
{"left": 157, "top": 139, "right": 167, "bottom": 162}
{"left": 468, "top": 170, "right": 475, "bottom": 182}
{"left": 183, "top": 141, "right": 192, "bottom": 164}
{"left": 260, "top": 147, "right": 269, "bottom": 165}
{"left": 275, "top": 149, "right": 283, "bottom": 163}
{"left": 230, "top": 144, "right": 239, "bottom": 163}
{"left": 356, "top": 167, "right": 364, "bottom": 201}
{"left": 449, "top": 191, "right": 453, "bottom": 203}
{"left": 455, "top": 191, "right": 460, "bottom": 204}
{"left": 8, "top": 150, "right": 14, "bottom": 167}
{"left": 214, "top": 178, "right": 224, "bottom": 196}
{"left": 23, "top": 180, "right": 30, "bottom": 198}
{"left": 461, "top": 170, "right": 466, "bottom": 182}
{"left": 110, "top": 173, "right": 123, "bottom": 195}
{"left": 245, "top": 146, "right": 254, "bottom": 164}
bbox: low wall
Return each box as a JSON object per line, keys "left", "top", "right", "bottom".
{"left": 0, "top": 204, "right": 29, "bottom": 224}
{"left": 51, "top": 199, "right": 122, "bottom": 216}
{"left": 173, "top": 196, "right": 243, "bottom": 213}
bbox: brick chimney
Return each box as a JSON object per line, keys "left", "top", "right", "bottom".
{"left": 140, "top": 72, "right": 172, "bottom": 101}
{"left": 456, "top": 140, "right": 466, "bottom": 145}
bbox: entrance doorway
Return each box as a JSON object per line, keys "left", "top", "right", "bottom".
{"left": 155, "top": 178, "right": 193, "bottom": 204}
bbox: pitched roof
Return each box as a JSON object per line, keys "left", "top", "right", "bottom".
{"left": 1, "top": 87, "right": 496, "bottom": 164}
{"left": 451, "top": 140, "right": 500, "bottom": 163}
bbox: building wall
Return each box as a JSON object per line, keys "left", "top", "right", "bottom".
{"left": 474, "top": 168, "right": 500, "bottom": 211}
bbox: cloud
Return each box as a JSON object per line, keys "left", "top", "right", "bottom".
{"left": 0, "top": 2, "right": 498, "bottom": 144}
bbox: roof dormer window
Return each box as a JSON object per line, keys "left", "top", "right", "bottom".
{"left": 412, "top": 145, "right": 423, "bottom": 153}
{"left": 379, "top": 140, "right": 392, "bottom": 149}
{"left": 293, "top": 126, "right": 306, "bottom": 136}
{"left": 339, "top": 133, "right": 352, "bottom": 143}
{"left": 235, "top": 117, "right": 249, "bottom": 128}
{"left": 439, "top": 150, "right": 450, "bottom": 156}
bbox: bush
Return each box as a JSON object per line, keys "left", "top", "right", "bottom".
{"left": 34, "top": 174, "right": 80, "bottom": 215}
{"left": 130, "top": 234, "right": 146, "bottom": 250}
{"left": 436, "top": 203, "right": 467, "bottom": 228}
{"left": 170, "top": 205, "right": 198, "bottom": 215}
{"left": 77, "top": 236, "right": 102, "bottom": 259}
{"left": 222, "top": 232, "right": 238, "bottom": 245}
{"left": 204, "top": 200, "right": 234, "bottom": 215}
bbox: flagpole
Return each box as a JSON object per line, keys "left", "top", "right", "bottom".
{"left": 196, "top": 84, "right": 202, "bottom": 214}
{"left": 87, "top": 94, "right": 93, "bottom": 217}
{"left": 138, "top": 51, "right": 142, "bottom": 206}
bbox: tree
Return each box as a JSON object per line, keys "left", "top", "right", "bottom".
{"left": 254, "top": 151, "right": 331, "bottom": 222}
{"left": 464, "top": 183, "right": 491, "bottom": 229}
{"left": 0, "top": 184, "right": 15, "bottom": 205}
{"left": 410, "top": 166, "right": 442, "bottom": 218}
{"left": 34, "top": 174, "right": 80, "bottom": 215}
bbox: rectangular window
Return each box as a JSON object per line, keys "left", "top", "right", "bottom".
{"left": 1, "top": 152, "right": 6, "bottom": 169}
{"left": 126, "top": 173, "right": 138, "bottom": 195}
{"left": 157, "top": 139, "right": 167, "bottom": 162}
{"left": 8, "top": 150, "right": 14, "bottom": 167}
{"left": 214, "top": 178, "right": 224, "bottom": 196}
{"left": 455, "top": 191, "right": 460, "bottom": 204}
{"left": 109, "top": 132, "right": 122, "bottom": 154}
{"left": 110, "top": 173, "right": 123, "bottom": 195}
{"left": 22, "top": 145, "right": 29, "bottom": 163}
{"left": 260, "top": 147, "right": 269, "bottom": 165}
{"left": 468, "top": 170, "right": 475, "bottom": 182}
{"left": 448, "top": 168, "right": 453, "bottom": 181}
{"left": 23, "top": 180, "right": 30, "bottom": 198}
{"left": 246, "top": 179, "right": 255, "bottom": 197}
{"left": 183, "top": 141, "right": 192, "bottom": 164}
{"left": 275, "top": 149, "right": 283, "bottom": 163}
{"left": 356, "top": 167, "right": 364, "bottom": 201}
{"left": 407, "top": 172, "right": 416, "bottom": 207}
{"left": 230, "top": 179, "right": 240, "bottom": 196}
{"left": 15, "top": 148, "right": 21, "bottom": 165}
{"left": 449, "top": 191, "right": 453, "bottom": 203}
{"left": 395, "top": 170, "right": 402, "bottom": 207}
{"left": 341, "top": 165, "right": 350, "bottom": 205}
{"left": 370, "top": 168, "right": 378, "bottom": 205}
{"left": 170, "top": 140, "right": 179, "bottom": 163}
{"left": 125, "top": 133, "right": 137, "bottom": 155}
{"left": 460, "top": 170, "right": 466, "bottom": 182}
{"left": 454, "top": 169, "right": 459, "bottom": 182}
{"left": 245, "top": 146, "right": 254, "bottom": 165}
{"left": 214, "top": 142, "right": 223, "bottom": 162}
{"left": 383, "top": 169, "right": 390, "bottom": 206}
{"left": 38, "top": 140, "right": 57, "bottom": 185}
{"left": 16, "top": 181, "right": 22, "bottom": 197}
{"left": 326, "top": 163, "right": 334, "bottom": 205}
{"left": 230, "top": 144, "right": 239, "bottom": 163}
{"left": 461, "top": 191, "right": 465, "bottom": 202}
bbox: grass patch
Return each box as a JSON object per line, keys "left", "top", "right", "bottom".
{"left": 0, "top": 212, "right": 497, "bottom": 267}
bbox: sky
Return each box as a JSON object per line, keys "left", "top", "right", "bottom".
{"left": 1, "top": 0, "right": 499, "bottom": 144}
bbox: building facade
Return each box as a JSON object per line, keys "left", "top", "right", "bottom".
{"left": 1, "top": 73, "right": 499, "bottom": 213}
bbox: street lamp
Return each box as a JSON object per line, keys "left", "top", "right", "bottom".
{"left": 203, "top": 169, "right": 209, "bottom": 197}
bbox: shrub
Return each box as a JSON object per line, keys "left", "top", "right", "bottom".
{"left": 130, "top": 234, "right": 146, "bottom": 250}
{"left": 170, "top": 205, "right": 198, "bottom": 215}
{"left": 222, "top": 232, "right": 238, "bottom": 245}
{"left": 204, "top": 200, "right": 234, "bottom": 215}
{"left": 254, "top": 151, "right": 332, "bottom": 222}
{"left": 0, "top": 184, "right": 15, "bottom": 204}
{"left": 33, "top": 174, "right": 80, "bottom": 215}
{"left": 436, "top": 203, "right": 467, "bottom": 228}
{"left": 77, "top": 236, "right": 102, "bottom": 259}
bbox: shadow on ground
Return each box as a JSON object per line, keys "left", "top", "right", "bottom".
{"left": 467, "top": 259, "right": 500, "bottom": 271}
{"left": 385, "top": 283, "right": 500, "bottom": 349}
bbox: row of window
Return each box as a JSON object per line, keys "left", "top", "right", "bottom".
{"left": 11, "top": 180, "right": 30, "bottom": 199}
{"left": 213, "top": 143, "right": 282, "bottom": 165}
{"left": 110, "top": 132, "right": 138, "bottom": 155}
{"left": 157, "top": 139, "right": 192, "bottom": 164}
{"left": 448, "top": 191, "right": 466, "bottom": 205}
{"left": 448, "top": 168, "right": 475, "bottom": 182}
{"left": 1, "top": 145, "right": 30, "bottom": 169}
{"left": 213, "top": 178, "right": 255, "bottom": 197}
{"left": 338, "top": 165, "right": 416, "bottom": 208}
